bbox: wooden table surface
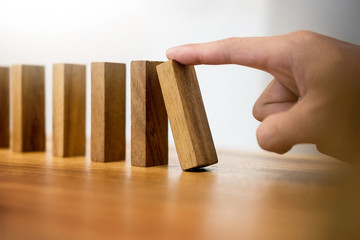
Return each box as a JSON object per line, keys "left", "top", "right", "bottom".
{"left": 1, "top": 145, "right": 359, "bottom": 240}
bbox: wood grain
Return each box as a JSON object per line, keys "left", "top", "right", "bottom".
{"left": 0, "top": 67, "right": 9, "bottom": 148}
{"left": 131, "top": 61, "right": 168, "bottom": 167}
{"left": 156, "top": 60, "right": 217, "bottom": 170}
{"left": 53, "top": 64, "right": 86, "bottom": 157}
{"left": 11, "top": 65, "right": 45, "bottom": 152}
{"left": 0, "top": 145, "right": 354, "bottom": 240}
{"left": 91, "top": 62, "right": 126, "bottom": 162}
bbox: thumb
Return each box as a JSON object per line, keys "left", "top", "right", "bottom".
{"left": 256, "top": 102, "right": 318, "bottom": 154}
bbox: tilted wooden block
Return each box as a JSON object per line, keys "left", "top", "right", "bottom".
{"left": 131, "top": 61, "right": 168, "bottom": 167}
{"left": 12, "top": 65, "right": 45, "bottom": 152}
{"left": 156, "top": 60, "right": 218, "bottom": 170}
{"left": 53, "top": 64, "right": 86, "bottom": 157}
{"left": 0, "top": 67, "right": 10, "bottom": 148}
{"left": 91, "top": 62, "right": 126, "bottom": 162}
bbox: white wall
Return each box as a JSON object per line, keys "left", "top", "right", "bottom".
{"left": 0, "top": 0, "right": 358, "bottom": 154}
{"left": 266, "top": 0, "right": 360, "bottom": 44}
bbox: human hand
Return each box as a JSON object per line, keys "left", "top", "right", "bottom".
{"left": 166, "top": 31, "right": 360, "bottom": 163}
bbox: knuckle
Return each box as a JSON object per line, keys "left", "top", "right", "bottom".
{"left": 252, "top": 101, "right": 264, "bottom": 121}
{"left": 256, "top": 117, "right": 292, "bottom": 154}
{"left": 222, "top": 37, "right": 238, "bottom": 45}
{"left": 221, "top": 37, "right": 239, "bottom": 63}
{"left": 289, "top": 30, "right": 318, "bottom": 41}
{"left": 256, "top": 123, "right": 276, "bottom": 152}
{"left": 287, "top": 30, "right": 322, "bottom": 49}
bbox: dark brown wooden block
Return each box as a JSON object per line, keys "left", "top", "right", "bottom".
{"left": 0, "top": 67, "right": 9, "bottom": 148}
{"left": 12, "top": 65, "right": 45, "bottom": 152}
{"left": 131, "top": 61, "right": 168, "bottom": 167}
{"left": 53, "top": 64, "right": 86, "bottom": 157}
{"left": 156, "top": 60, "right": 217, "bottom": 170}
{"left": 91, "top": 62, "right": 126, "bottom": 162}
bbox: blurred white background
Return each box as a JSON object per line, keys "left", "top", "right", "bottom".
{"left": 0, "top": 0, "right": 359, "bottom": 155}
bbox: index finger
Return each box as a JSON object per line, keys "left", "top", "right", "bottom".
{"left": 166, "top": 34, "right": 293, "bottom": 74}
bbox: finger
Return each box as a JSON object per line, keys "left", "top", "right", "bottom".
{"left": 254, "top": 102, "right": 297, "bottom": 123}
{"left": 256, "top": 100, "right": 318, "bottom": 154}
{"left": 253, "top": 78, "right": 299, "bottom": 121}
{"left": 166, "top": 35, "right": 293, "bottom": 73}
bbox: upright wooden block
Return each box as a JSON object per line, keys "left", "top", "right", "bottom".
{"left": 131, "top": 61, "right": 168, "bottom": 167}
{"left": 156, "top": 60, "right": 218, "bottom": 170}
{"left": 12, "top": 65, "right": 45, "bottom": 152}
{"left": 0, "top": 67, "right": 10, "bottom": 148}
{"left": 53, "top": 64, "right": 86, "bottom": 157}
{"left": 91, "top": 62, "right": 126, "bottom": 162}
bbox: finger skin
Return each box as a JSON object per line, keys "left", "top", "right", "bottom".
{"left": 166, "top": 35, "right": 293, "bottom": 75}
{"left": 253, "top": 78, "right": 298, "bottom": 121}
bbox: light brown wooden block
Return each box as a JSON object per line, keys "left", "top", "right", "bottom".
{"left": 156, "top": 60, "right": 218, "bottom": 170}
{"left": 91, "top": 62, "right": 126, "bottom": 162}
{"left": 53, "top": 64, "right": 86, "bottom": 157}
{"left": 12, "top": 65, "right": 45, "bottom": 152}
{"left": 131, "top": 61, "right": 168, "bottom": 167}
{"left": 0, "top": 67, "right": 10, "bottom": 148}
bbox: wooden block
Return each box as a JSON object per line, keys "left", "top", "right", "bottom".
{"left": 53, "top": 64, "right": 86, "bottom": 157}
{"left": 91, "top": 62, "right": 126, "bottom": 162}
{"left": 12, "top": 65, "right": 45, "bottom": 152}
{"left": 0, "top": 67, "right": 10, "bottom": 148}
{"left": 131, "top": 61, "right": 168, "bottom": 167}
{"left": 156, "top": 60, "right": 218, "bottom": 170}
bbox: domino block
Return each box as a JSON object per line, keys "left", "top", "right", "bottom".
{"left": 91, "top": 62, "right": 126, "bottom": 162}
{"left": 131, "top": 61, "right": 168, "bottom": 167}
{"left": 156, "top": 60, "right": 217, "bottom": 170}
{"left": 0, "top": 67, "right": 9, "bottom": 148}
{"left": 53, "top": 64, "right": 86, "bottom": 157}
{"left": 12, "top": 65, "right": 45, "bottom": 152}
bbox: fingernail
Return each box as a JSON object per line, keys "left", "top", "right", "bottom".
{"left": 166, "top": 47, "right": 177, "bottom": 59}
